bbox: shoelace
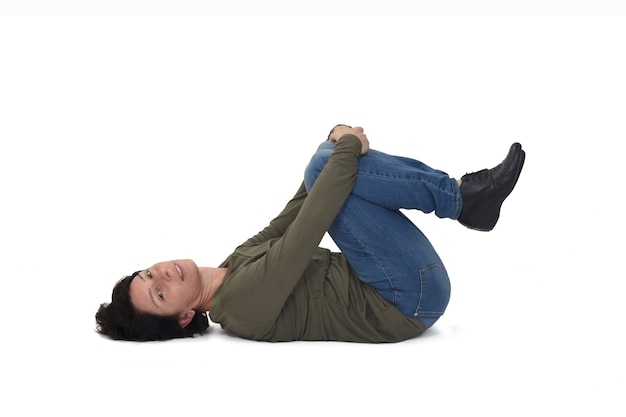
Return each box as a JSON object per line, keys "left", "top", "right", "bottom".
{"left": 462, "top": 168, "right": 489, "bottom": 182}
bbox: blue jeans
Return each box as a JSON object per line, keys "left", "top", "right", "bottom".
{"left": 304, "top": 141, "right": 462, "bottom": 327}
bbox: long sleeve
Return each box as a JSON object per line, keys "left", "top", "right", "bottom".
{"left": 213, "top": 135, "right": 362, "bottom": 325}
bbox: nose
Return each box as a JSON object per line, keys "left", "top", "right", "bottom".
{"left": 155, "top": 267, "right": 172, "bottom": 283}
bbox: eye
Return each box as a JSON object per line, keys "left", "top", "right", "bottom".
{"left": 157, "top": 289, "right": 164, "bottom": 300}
{"left": 146, "top": 270, "right": 153, "bottom": 279}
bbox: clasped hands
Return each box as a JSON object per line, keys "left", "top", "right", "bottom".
{"left": 328, "top": 124, "right": 369, "bottom": 155}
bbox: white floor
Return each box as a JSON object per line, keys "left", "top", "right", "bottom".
{"left": 1, "top": 7, "right": 625, "bottom": 416}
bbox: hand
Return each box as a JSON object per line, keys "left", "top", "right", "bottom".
{"left": 329, "top": 125, "right": 369, "bottom": 155}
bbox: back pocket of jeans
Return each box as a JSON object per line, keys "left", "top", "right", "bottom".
{"left": 415, "top": 264, "right": 451, "bottom": 318}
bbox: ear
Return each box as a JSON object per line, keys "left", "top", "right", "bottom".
{"left": 177, "top": 310, "right": 196, "bottom": 328}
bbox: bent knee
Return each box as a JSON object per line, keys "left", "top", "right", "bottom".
{"left": 304, "top": 149, "right": 333, "bottom": 191}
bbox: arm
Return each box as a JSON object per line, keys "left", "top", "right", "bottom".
{"left": 243, "top": 124, "right": 368, "bottom": 245}
{"left": 222, "top": 135, "right": 363, "bottom": 322}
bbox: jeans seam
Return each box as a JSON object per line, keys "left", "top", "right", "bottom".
{"left": 336, "top": 213, "right": 398, "bottom": 302}
{"left": 357, "top": 171, "right": 460, "bottom": 218}
{"left": 416, "top": 270, "right": 424, "bottom": 316}
{"left": 359, "top": 171, "right": 455, "bottom": 194}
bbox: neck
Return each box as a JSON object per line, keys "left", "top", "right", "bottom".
{"left": 197, "top": 266, "right": 227, "bottom": 312}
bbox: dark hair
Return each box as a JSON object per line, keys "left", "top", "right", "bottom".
{"left": 95, "top": 271, "right": 210, "bottom": 342}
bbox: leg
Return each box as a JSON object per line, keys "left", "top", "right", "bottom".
{"left": 304, "top": 142, "right": 453, "bottom": 326}
{"left": 304, "top": 141, "right": 463, "bottom": 219}
{"left": 328, "top": 195, "right": 451, "bottom": 327}
{"left": 307, "top": 140, "right": 527, "bottom": 231}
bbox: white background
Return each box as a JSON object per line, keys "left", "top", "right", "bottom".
{"left": 1, "top": 2, "right": 625, "bottom": 416}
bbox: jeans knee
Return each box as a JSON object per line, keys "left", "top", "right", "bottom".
{"left": 304, "top": 148, "right": 333, "bottom": 191}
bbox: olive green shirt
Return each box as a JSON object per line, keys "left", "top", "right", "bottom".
{"left": 209, "top": 135, "right": 426, "bottom": 342}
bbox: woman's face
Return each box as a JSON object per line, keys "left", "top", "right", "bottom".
{"left": 128, "top": 259, "right": 201, "bottom": 317}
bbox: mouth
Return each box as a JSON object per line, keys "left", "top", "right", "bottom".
{"left": 175, "top": 263, "right": 184, "bottom": 281}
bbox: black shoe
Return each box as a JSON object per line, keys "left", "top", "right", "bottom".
{"left": 457, "top": 143, "right": 526, "bottom": 231}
